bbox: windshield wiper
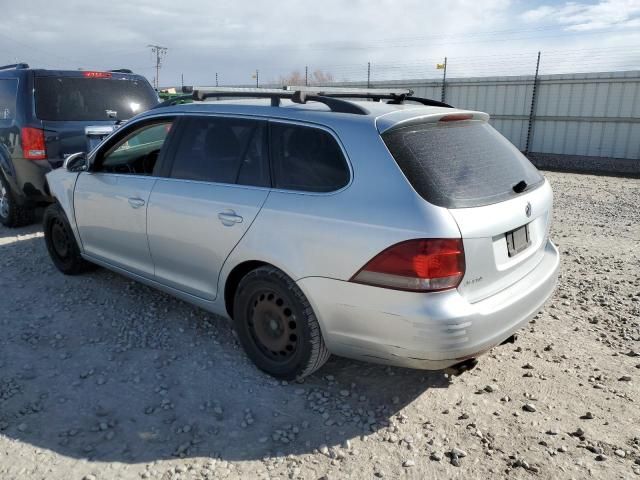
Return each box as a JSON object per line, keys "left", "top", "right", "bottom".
{"left": 512, "top": 180, "right": 528, "bottom": 193}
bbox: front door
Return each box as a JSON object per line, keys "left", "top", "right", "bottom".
{"left": 74, "top": 119, "right": 174, "bottom": 277}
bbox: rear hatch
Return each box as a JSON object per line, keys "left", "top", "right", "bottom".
{"left": 34, "top": 71, "right": 158, "bottom": 167}
{"left": 381, "top": 113, "right": 551, "bottom": 303}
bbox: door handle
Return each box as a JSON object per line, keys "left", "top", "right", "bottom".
{"left": 218, "top": 210, "right": 243, "bottom": 226}
{"left": 128, "top": 197, "right": 146, "bottom": 209}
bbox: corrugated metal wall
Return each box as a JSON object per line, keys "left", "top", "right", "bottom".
{"left": 326, "top": 71, "right": 640, "bottom": 160}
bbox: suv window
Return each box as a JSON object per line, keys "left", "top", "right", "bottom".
{"left": 0, "top": 79, "right": 18, "bottom": 120}
{"left": 97, "top": 120, "right": 173, "bottom": 175}
{"left": 270, "top": 123, "right": 349, "bottom": 192}
{"left": 382, "top": 121, "right": 544, "bottom": 208}
{"left": 34, "top": 77, "right": 157, "bottom": 121}
{"left": 170, "top": 116, "right": 269, "bottom": 187}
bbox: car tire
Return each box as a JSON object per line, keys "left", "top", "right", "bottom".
{"left": 43, "top": 203, "right": 95, "bottom": 275}
{"left": 0, "top": 174, "right": 35, "bottom": 228}
{"left": 233, "top": 266, "right": 330, "bottom": 380}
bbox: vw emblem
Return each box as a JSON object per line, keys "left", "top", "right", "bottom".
{"left": 525, "top": 202, "right": 532, "bottom": 218}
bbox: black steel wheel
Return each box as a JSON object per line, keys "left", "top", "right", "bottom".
{"left": 43, "top": 203, "right": 95, "bottom": 275}
{"left": 0, "top": 174, "right": 34, "bottom": 228}
{"left": 233, "top": 266, "right": 330, "bottom": 380}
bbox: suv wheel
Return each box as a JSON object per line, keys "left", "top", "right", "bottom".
{"left": 233, "top": 266, "right": 330, "bottom": 380}
{"left": 43, "top": 203, "right": 95, "bottom": 275}
{"left": 0, "top": 174, "right": 34, "bottom": 228}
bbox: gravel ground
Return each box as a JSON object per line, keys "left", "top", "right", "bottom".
{"left": 0, "top": 171, "right": 638, "bottom": 480}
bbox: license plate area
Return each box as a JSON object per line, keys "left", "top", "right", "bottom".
{"left": 505, "top": 224, "right": 530, "bottom": 257}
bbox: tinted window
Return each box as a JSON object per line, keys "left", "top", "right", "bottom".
{"left": 270, "top": 123, "right": 349, "bottom": 192}
{"left": 35, "top": 77, "right": 158, "bottom": 121}
{"left": 170, "top": 117, "right": 269, "bottom": 187}
{"left": 98, "top": 121, "right": 173, "bottom": 175}
{"left": 0, "top": 79, "right": 18, "bottom": 120}
{"left": 382, "top": 121, "right": 544, "bottom": 208}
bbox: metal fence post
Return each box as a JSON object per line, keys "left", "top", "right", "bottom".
{"left": 367, "top": 62, "right": 371, "bottom": 88}
{"left": 525, "top": 51, "right": 541, "bottom": 155}
{"left": 441, "top": 57, "right": 447, "bottom": 103}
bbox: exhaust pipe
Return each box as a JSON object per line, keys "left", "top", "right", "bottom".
{"left": 444, "top": 358, "right": 478, "bottom": 377}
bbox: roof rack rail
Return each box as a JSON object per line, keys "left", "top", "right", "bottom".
{"left": 0, "top": 63, "right": 29, "bottom": 71}
{"left": 284, "top": 86, "right": 453, "bottom": 108}
{"left": 152, "top": 86, "right": 368, "bottom": 114}
{"left": 109, "top": 68, "right": 133, "bottom": 73}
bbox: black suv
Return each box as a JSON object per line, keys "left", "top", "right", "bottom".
{"left": 0, "top": 64, "right": 158, "bottom": 227}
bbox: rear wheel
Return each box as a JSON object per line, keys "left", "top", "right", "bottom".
{"left": 43, "top": 203, "right": 95, "bottom": 275}
{"left": 0, "top": 174, "right": 35, "bottom": 228}
{"left": 233, "top": 266, "right": 330, "bottom": 380}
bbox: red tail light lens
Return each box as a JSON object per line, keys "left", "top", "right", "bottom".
{"left": 21, "top": 127, "right": 47, "bottom": 160}
{"left": 350, "top": 239, "right": 465, "bottom": 292}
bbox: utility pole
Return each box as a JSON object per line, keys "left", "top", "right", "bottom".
{"left": 305, "top": 66, "right": 308, "bottom": 86}
{"left": 147, "top": 44, "right": 168, "bottom": 90}
{"left": 215, "top": 72, "right": 219, "bottom": 87}
{"left": 180, "top": 73, "right": 184, "bottom": 90}
{"left": 256, "top": 69, "right": 259, "bottom": 88}
{"left": 367, "top": 62, "right": 371, "bottom": 88}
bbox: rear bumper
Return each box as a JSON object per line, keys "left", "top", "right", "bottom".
{"left": 297, "top": 239, "right": 560, "bottom": 370}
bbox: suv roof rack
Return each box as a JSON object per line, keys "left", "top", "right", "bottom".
{"left": 153, "top": 86, "right": 368, "bottom": 114}
{"left": 153, "top": 85, "right": 452, "bottom": 113}
{"left": 284, "top": 86, "right": 452, "bottom": 108}
{"left": 0, "top": 63, "right": 29, "bottom": 71}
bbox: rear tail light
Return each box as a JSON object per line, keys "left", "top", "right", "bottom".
{"left": 350, "top": 239, "right": 465, "bottom": 292}
{"left": 21, "top": 127, "right": 47, "bottom": 160}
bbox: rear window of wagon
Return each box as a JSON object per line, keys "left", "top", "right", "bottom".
{"left": 382, "top": 121, "right": 544, "bottom": 208}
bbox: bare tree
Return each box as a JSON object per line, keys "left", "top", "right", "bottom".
{"left": 278, "top": 69, "right": 334, "bottom": 86}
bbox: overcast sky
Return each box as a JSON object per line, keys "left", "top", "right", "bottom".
{"left": 1, "top": 0, "right": 639, "bottom": 87}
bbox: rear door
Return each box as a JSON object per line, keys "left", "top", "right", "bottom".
{"left": 34, "top": 72, "right": 158, "bottom": 167}
{"left": 147, "top": 115, "right": 270, "bottom": 300}
{"left": 74, "top": 117, "right": 175, "bottom": 277}
{"left": 381, "top": 118, "right": 551, "bottom": 303}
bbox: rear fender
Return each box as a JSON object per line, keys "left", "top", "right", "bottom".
{"left": 45, "top": 168, "right": 83, "bottom": 248}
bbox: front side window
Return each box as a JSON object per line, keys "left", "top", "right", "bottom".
{"left": 169, "top": 116, "right": 269, "bottom": 187}
{"left": 0, "top": 79, "right": 18, "bottom": 120}
{"left": 96, "top": 121, "right": 173, "bottom": 175}
{"left": 270, "top": 123, "right": 349, "bottom": 192}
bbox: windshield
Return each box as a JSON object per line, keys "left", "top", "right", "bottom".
{"left": 35, "top": 77, "right": 158, "bottom": 121}
{"left": 382, "top": 120, "right": 544, "bottom": 208}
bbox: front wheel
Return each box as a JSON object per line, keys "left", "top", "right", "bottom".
{"left": 43, "top": 203, "right": 95, "bottom": 275}
{"left": 233, "top": 266, "right": 330, "bottom": 380}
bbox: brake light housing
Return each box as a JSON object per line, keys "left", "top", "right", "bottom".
{"left": 439, "top": 113, "right": 474, "bottom": 122}
{"left": 350, "top": 239, "right": 465, "bottom": 292}
{"left": 21, "top": 127, "right": 47, "bottom": 160}
{"left": 82, "top": 71, "right": 112, "bottom": 79}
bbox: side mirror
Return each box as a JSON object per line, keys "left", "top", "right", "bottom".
{"left": 63, "top": 152, "right": 87, "bottom": 172}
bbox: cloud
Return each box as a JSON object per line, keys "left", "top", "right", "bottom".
{"left": 522, "top": 0, "right": 640, "bottom": 31}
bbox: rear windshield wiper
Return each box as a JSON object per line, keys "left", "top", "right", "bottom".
{"left": 512, "top": 180, "right": 528, "bottom": 193}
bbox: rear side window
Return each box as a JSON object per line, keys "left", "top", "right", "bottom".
{"left": 270, "top": 123, "right": 349, "bottom": 192}
{"left": 170, "top": 116, "right": 269, "bottom": 187}
{"left": 382, "top": 121, "right": 544, "bottom": 208}
{"left": 0, "top": 79, "right": 18, "bottom": 120}
{"left": 34, "top": 77, "right": 157, "bottom": 121}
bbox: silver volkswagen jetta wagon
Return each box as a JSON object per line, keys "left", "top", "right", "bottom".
{"left": 44, "top": 86, "right": 560, "bottom": 380}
